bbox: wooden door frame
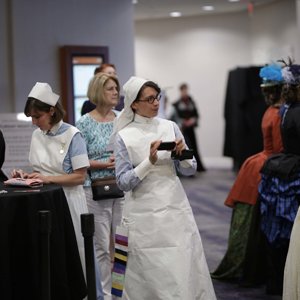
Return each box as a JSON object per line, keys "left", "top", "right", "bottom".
{"left": 60, "top": 45, "right": 109, "bottom": 124}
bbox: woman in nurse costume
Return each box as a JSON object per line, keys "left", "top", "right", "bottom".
{"left": 112, "top": 76, "right": 216, "bottom": 300}
{"left": 12, "top": 82, "right": 103, "bottom": 299}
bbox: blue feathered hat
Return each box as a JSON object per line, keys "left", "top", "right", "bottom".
{"left": 259, "top": 64, "right": 283, "bottom": 87}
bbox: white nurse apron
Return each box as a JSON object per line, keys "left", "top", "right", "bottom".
{"left": 29, "top": 126, "right": 89, "bottom": 271}
{"left": 118, "top": 116, "right": 216, "bottom": 300}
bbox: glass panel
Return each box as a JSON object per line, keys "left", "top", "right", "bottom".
{"left": 74, "top": 96, "right": 88, "bottom": 125}
{"left": 72, "top": 56, "right": 103, "bottom": 123}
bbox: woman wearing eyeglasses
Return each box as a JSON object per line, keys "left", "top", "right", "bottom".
{"left": 111, "top": 77, "right": 216, "bottom": 300}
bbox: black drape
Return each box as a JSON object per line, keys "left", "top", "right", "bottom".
{"left": 0, "top": 183, "right": 87, "bottom": 300}
{"left": 223, "top": 66, "right": 267, "bottom": 170}
{"left": 0, "top": 130, "right": 8, "bottom": 181}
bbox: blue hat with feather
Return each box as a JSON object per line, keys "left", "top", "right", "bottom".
{"left": 259, "top": 64, "right": 283, "bottom": 87}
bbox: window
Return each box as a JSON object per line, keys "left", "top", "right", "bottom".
{"left": 60, "top": 46, "right": 109, "bottom": 124}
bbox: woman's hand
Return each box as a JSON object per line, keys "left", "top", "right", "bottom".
{"left": 183, "top": 118, "right": 196, "bottom": 128}
{"left": 89, "top": 157, "right": 115, "bottom": 170}
{"left": 106, "top": 155, "right": 115, "bottom": 169}
{"left": 149, "top": 140, "right": 161, "bottom": 165}
{"left": 174, "top": 139, "right": 186, "bottom": 156}
{"left": 11, "top": 169, "right": 29, "bottom": 179}
{"left": 27, "top": 172, "right": 51, "bottom": 184}
{"left": 27, "top": 168, "right": 87, "bottom": 186}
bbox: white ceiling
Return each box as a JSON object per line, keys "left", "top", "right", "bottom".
{"left": 134, "top": 0, "right": 278, "bottom": 21}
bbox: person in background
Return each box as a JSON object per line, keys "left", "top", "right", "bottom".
{"left": 0, "top": 130, "right": 8, "bottom": 181}
{"left": 157, "top": 90, "right": 168, "bottom": 118}
{"left": 170, "top": 83, "right": 206, "bottom": 172}
{"left": 211, "top": 64, "right": 284, "bottom": 288}
{"left": 76, "top": 73, "right": 124, "bottom": 300}
{"left": 257, "top": 61, "right": 300, "bottom": 298}
{"left": 112, "top": 76, "right": 216, "bottom": 299}
{"left": 81, "top": 63, "right": 124, "bottom": 115}
{"left": 12, "top": 82, "right": 103, "bottom": 300}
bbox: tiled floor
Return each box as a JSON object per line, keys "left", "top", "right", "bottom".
{"left": 180, "top": 168, "right": 282, "bottom": 300}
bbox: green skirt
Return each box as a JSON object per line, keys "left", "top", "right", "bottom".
{"left": 211, "top": 203, "right": 254, "bottom": 280}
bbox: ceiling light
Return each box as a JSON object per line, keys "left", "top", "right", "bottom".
{"left": 228, "top": 0, "right": 240, "bottom": 2}
{"left": 132, "top": 0, "right": 138, "bottom": 4}
{"left": 202, "top": 5, "right": 215, "bottom": 11}
{"left": 170, "top": 11, "right": 182, "bottom": 17}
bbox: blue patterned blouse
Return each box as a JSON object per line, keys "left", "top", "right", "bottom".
{"left": 76, "top": 111, "right": 119, "bottom": 186}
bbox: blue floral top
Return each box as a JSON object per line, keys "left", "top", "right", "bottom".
{"left": 76, "top": 111, "right": 118, "bottom": 186}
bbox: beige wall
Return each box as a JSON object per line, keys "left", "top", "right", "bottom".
{"left": 1, "top": 0, "right": 298, "bottom": 166}
{"left": 135, "top": 0, "right": 297, "bottom": 164}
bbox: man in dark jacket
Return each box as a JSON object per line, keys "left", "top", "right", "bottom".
{"left": 171, "top": 83, "right": 206, "bottom": 172}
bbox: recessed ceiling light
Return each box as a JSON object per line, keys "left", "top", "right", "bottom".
{"left": 170, "top": 11, "right": 182, "bottom": 17}
{"left": 202, "top": 5, "right": 215, "bottom": 11}
{"left": 228, "top": 0, "right": 240, "bottom": 2}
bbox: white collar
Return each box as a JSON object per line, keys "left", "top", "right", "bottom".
{"left": 42, "top": 120, "right": 63, "bottom": 135}
{"left": 134, "top": 113, "right": 155, "bottom": 124}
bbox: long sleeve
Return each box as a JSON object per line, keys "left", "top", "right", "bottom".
{"left": 114, "top": 134, "right": 144, "bottom": 192}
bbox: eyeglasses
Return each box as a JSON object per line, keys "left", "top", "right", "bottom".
{"left": 136, "top": 94, "right": 161, "bottom": 104}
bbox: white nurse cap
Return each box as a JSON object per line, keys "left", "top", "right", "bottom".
{"left": 28, "top": 82, "right": 59, "bottom": 106}
{"left": 114, "top": 76, "right": 148, "bottom": 132}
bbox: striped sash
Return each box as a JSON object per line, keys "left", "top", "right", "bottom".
{"left": 111, "top": 226, "right": 129, "bottom": 297}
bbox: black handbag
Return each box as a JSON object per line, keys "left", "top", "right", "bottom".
{"left": 91, "top": 176, "right": 124, "bottom": 201}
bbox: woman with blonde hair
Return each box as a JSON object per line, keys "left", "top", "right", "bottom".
{"left": 76, "top": 72, "right": 124, "bottom": 300}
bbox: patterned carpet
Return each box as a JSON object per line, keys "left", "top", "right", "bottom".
{"left": 180, "top": 168, "right": 282, "bottom": 300}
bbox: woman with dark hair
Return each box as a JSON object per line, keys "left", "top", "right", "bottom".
{"left": 13, "top": 82, "right": 89, "bottom": 262}
{"left": 257, "top": 62, "right": 300, "bottom": 298}
{"left": 12, "top": 82, "right": 103, "bottom": 299}
{"left": 112, "top": 76, "right": 216, "bottom": 299}
{"left": 0, "top": 130, "right": 8, "bottom": 181}
{"left": 211, "top": 64, "right": 284, "bottom": 286}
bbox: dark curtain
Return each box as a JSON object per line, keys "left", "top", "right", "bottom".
{"left": 0, "top": 130, "right": 8, "bottom": 181}
{"left": 223, "top": 66, "right": 268, "bottom": 170}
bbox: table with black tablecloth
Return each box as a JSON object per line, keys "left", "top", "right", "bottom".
{"left": 0, "top": 182, "right": 87, "bottom": 300}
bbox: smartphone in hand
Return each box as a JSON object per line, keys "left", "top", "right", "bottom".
{"left": 157, "top": 141, "right": 176, "bottom": 151}
{"left": 171, "top": 149, "right": 194, "bottom": 160}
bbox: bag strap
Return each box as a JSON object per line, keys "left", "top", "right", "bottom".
{"left": 91, "top": 176, "right": 116, "bottom": 186}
